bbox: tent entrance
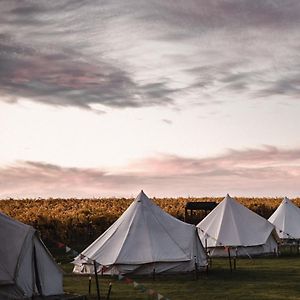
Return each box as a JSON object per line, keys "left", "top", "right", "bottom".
{"left": 33, "top": 245, "right": 42, "bottom": 296}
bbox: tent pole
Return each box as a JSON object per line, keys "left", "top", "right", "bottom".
{"left": 93, "top": 260, "right": 101, "bottom": 300}
{"left": 233, "top": 257, "right": 236, "bottom": 270}
{"left": 194, "top": 256, "right": 198, "bottom": 280}
{"left": 233, "top": 248, "right": 237, "bottom": 270}
{"left": 33, "top": 244, "right": 43, "bottom": 295}
{"left": 88, "top": 276, "right": 92, "bottom": 295}
{"left": 106, "top": 282, "right": 112, "bottom": 300}
{"left": 204, "top": 238, "right": 209, "bottom": 274}
{"left": 227, "top": 247, "right": 232, "bottom": 272}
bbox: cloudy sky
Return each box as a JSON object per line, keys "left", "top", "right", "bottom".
{"left": 1, "top": 0, "right": 300, "bottom": 198}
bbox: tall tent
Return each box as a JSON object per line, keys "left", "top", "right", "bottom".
{"left": 0, "top": 211, "right": 63, "bottom": 299}
{"left": 197, "top": 194, "right": 278, "bottom": 257}
{"left": 73, "top": 190, "right": 207, "bottom": 275}
{"left": 269, "top": 197, "right": 300, "bottom": 240}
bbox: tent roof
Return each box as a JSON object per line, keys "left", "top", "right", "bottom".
{"left": 77, "top": 190, "right": 201, "bottom": 266}
{"left": 0, "top": 211, "right": 63, "bottom": 297}
{"left": 0, "top": 211, "right": 34, "bottom": 284}
{"left": 197, "top": 194, "right": 275, "bottom": 247}
{"left": 269, "top": 197, "right": 300, "bottom": 239}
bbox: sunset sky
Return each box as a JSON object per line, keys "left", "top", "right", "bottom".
{"left": 1, "top": 0, "right": 300, "bottom": 198}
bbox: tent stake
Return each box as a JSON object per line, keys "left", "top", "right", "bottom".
{"left": 94, "top": 260, "right": 101, "bottom": 300}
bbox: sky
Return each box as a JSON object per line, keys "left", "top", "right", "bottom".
{"left": 1, "top": 0, "right": 300, "bottom": 198}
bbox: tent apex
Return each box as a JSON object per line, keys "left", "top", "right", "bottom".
{"left": 224, "top": 193, "right": 233, "bottom": 201}
{"left": 135, "top": 189, "right": 149, "bottom": 203}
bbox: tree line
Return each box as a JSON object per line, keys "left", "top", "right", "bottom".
{"left": 0, "top": 197, "right": 298, "bottom": 250}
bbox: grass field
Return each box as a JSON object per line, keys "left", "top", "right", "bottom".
{"left": 1, "top": 198, "right": 300, "bottom": 299}
{"left": 63, "top": 256, "right": 300, "bottom": 300}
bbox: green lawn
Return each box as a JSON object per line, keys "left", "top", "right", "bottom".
{"left": 63, "top": 257, "right": 300, "bottom": 300}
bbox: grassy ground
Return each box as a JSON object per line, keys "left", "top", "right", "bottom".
{"left": 63, "top": 256, "right": 300, "bottom": 300}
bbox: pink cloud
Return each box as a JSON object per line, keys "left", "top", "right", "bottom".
{"left": 130, "top": 145, "right": 300, "bottom": 176}
{"left": 1, "top": 146, "right": 300, "bottom": 198}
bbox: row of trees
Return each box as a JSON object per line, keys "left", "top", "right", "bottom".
{"left": 0, "top": 197, "right": 298, "bottom": 250}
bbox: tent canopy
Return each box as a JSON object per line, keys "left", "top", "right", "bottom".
{"left": 74, "top": 190, "right": 207, "bottom": 274}
{"left": 197, "top": 194, "right": 275, "bottom": 247}
{"left": 0, "top": 213, "right": 32, "bottom": 285}
{"left": 269, "top": 197, "right": 300, "bottom": 239}
{"left": 0, "top": 211, "right": 63, "bottom": 299}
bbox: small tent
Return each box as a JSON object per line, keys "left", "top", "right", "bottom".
{"left": 197, "top": 194, "right": 278, "bottom": 257}
{"left": 73, "top": 190, "right": 207, "bottom": 275}
{"left": 269, "top": 197, "right": 300, "bottom": 240}
{"left": 0, "top": 211, "right": 63, "bottom": 299}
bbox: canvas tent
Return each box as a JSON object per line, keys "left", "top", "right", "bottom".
{"left": 0, "top": 211, "right": 63, "bottom": 299}
{"left": 197, "top": 194, "right": 278, "bottom": 257}
{"left": 269, "top": 197, "right": 300, "bottom": 240}
{"left": 73, "top": 190, "right": 207, "bottom": 275}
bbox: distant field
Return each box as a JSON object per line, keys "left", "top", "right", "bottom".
{"left": 63, "top": 256, "right": 300, "bottom": 300}
{"left": 0, "top": 197, "right": 299, "bottom": 249}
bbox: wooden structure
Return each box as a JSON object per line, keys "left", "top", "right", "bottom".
{"left": 185, "top": 202, "right": 217, "bottom": 224}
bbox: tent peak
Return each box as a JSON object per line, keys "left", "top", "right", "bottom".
{"left": 135, "top": 190, "right": 149, "bottom": 203}
{"left": 224, "top": 193, "right": 234, "bottom": 201}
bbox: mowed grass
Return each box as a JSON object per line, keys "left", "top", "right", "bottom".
{"left": 63, "top": 256, "right": 300, "bottom": 300}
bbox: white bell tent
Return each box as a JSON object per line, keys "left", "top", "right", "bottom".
{"left": 73, "top": 190, "right": 207, "bottom": 275}
{"left": 0, "top": 211, "right": 63, "bottom": 299}
{"left": 269, "top": 197, "right": 300, "bottom": 240}
{"left": 197, "top": 194, "right": 278, "bottom": 257}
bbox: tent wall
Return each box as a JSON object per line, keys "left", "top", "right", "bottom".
{"left": 206, "top": 235, "right": 278, "bottom": 257}
{"left": 74, "top": 260, "right": 202, "bottom": 275}
{"left": 74, "top": 230, "right": 207, "bottom": 275}
{"left": 110, "top": 260, "right": 205, "bottom": 275}
{"left": 15, "top": 232, "right": 35, "bottom": 298}
{"left": 33, "top": 237, "right": 64, "bottom": 296}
